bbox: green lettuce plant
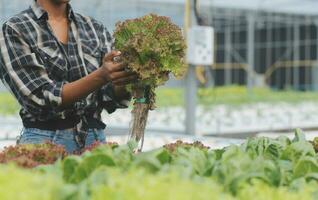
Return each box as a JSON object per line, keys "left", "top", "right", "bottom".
{"left": 113, "top": 14, "right": 187, "bottom": 150}
{"left": 114, "top": 14, "right": 186, "bottom": 105}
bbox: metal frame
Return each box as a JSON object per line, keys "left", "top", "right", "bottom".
{"left": 201, "top": 6, "right": 318, "bottom": 90}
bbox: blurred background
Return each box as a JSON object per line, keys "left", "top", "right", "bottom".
{"left": 1, "top": 0, "right": 318, "bottom": 149}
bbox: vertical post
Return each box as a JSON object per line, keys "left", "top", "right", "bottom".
{"left": 313, "top": 21, "right": 318, "bottom": 91}
{"left": 275, "top": 19, "right": 280, "bottom": 89}
{"left": 266, "top": 15, "right": 272, "bottom": 87}
{"left": 304, "top": 18, "right": 310, "bottom": 91}
{"left": 185, "top": 65, "right": 197, "bottom": 135}
{"left": 225, "top": 21, "right": 232, "bottom": 85}
{"left": 247, "top": 13, "right": 255, "bottom": 90}
{"left": 185, "top": 0, "right": 197, "bottom": 135}
{"left": 293, "top": 21, "right": 300, "bottom": 90}
{"left": 286, "top": 24, "right": 292, "bottom": 88}
{"left": 233, "top": 13, "right": 239, "bottom": 84}
{"left": 206, "top": 3, "right": 214, "bottom": 87}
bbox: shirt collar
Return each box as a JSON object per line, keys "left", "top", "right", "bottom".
{"left": 31, "top": 1, "right": 75, "bottom": 21}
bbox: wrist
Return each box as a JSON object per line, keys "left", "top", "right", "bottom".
{"left": 96, "top": 67, "right": 110, "bottom": 85}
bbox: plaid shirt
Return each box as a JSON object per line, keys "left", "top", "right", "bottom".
{"left": 0, "top": 2, "right": 127, "bottom": 147}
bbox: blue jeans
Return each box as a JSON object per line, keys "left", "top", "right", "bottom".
{"left": 18, "top": 128, "right": 106, "bottom": 153}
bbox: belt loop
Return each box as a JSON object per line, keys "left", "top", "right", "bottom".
{"left": 52, "top": 129, "right": 59, "bottom": 142}
{"left": 16, "top": 127, "right": 25, "bottom": 145}
{"left": 93, "top": 128, "right": 98, "bottom": 141}
{"left": 73, "top": 127, "right": 84, "bottom": 149}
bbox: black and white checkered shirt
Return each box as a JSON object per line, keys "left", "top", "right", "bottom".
{"left": 0, "top": 1, "right": 126, "bottom": 146}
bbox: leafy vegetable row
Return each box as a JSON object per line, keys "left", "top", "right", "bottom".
{"left": 1, "top": 130, "right": 318, "bottom": 199}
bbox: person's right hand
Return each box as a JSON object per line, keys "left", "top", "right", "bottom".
{"left": 100, "top": 51, "right": 138, "bottom": 86}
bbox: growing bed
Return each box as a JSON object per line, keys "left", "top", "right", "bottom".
{"left": 1, "top": 130, "right": 318, "bottom": 200}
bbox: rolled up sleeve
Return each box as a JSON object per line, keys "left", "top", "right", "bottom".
{"left": 0, "top": 23, "right": 65, "bottom": 117}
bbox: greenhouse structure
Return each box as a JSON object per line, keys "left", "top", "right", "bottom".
{"left": 1, "top": 0, "right": 318, "bottom": 90}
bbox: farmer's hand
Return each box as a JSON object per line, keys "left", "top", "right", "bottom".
{"left": 100, "top": 51, "right": 138, "bottom": 86}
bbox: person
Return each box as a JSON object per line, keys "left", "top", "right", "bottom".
{"left": 0, "top": 0, "right": 137, "bottom": 153}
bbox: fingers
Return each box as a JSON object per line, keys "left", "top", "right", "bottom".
{"left": 111, "top": 71, "right": 137, "bottom": 80}
{"left": 103, "top": 52, "right": 127, "bottom": 72}
{"left": 104, "top": 50, "right": 121, "bottom": 62}
{"left": 112, "top": 74, "right": 139, "bottom": 86}
{"left": 111, "top": 62, "right": 126, "bottom": 72}
{"left": 102, "top": 51, "right": 138, "bottom": 85}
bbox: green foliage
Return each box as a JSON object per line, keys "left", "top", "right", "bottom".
{"left": 0, "top": 92, "right": 19, "bottom": 115}
{"left": 114, "top": 14, "right": 186, "bottom": 106}
{"left": 155, "top": 85, "right": 318, "bottom": 107}
{"left": 236, "top": 180, "right": 318, "bottom": 200}
{"left": 2, "top": 130, "right": 318, "bottom": 199}
{"left": 56, "top": 130, "right": 318, "bottom": 199}
{"left": 91, "top": 168, "right": 233, "bottom": 200}
{"left": 0, "top": 165, "right": 72, "bottom": 200}
{"left": 2, "top": 86, "right": 318, "bottom": 115}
